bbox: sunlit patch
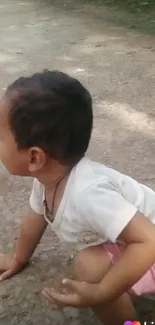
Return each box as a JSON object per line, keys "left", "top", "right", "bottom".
{"left": 18, "top": 2, "right": 30, "bottom": 5}
{"left": 0, "top": 54, "right": 14, "bottom": 63}
{"left": 75, "top": 68, "right": 85, "bottom": 72}
{"left": 95, "top": 100, "right": 155, "bottom": 137}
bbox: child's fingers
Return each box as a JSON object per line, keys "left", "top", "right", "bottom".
{"left": 42, "top": 290, "right": 54, "bottom": 304}
{"left": 0, "top": 269, "right": 14, "bottom": 281}
{"left": 62, "top": 288, "right": 68, "bottom": 294}
{"left": 62, "top": 278, "right": 87, "bottom": 295}
{"left": 42, "top": 289, "right": 66, "bottom": 308}
{"left": 43, "top": 287, "right": 79, "bottom": 306}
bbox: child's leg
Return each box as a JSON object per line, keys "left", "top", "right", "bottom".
{"left": 74, "top": 245, "right": 138, "bottom": 325}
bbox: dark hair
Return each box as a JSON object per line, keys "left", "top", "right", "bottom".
{"left": 6, "top": 70, "right": 93, "bottom": 164}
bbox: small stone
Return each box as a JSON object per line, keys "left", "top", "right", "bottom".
{"left": 95, "top": 43, "right": 102, "bottom": 48}
{"left": 26, "top": 275, "right": 35, "bottom": 282}
{"left": 1, "top": 293, "right": 9, "bottom": 299}
{"left": 34, "top": 289, "right": 40, "bottom": 296}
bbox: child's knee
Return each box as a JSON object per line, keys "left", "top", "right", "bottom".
{"left": 74, "top": 245, "right": 111, "bottom": 283}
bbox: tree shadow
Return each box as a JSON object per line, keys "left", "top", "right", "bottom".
{"left": 38, "top": 0, "right": 155, "bottom": 36}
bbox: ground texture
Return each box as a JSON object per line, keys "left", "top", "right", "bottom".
{"left": 1, "top": 0, "right": 155, "bottom": 324}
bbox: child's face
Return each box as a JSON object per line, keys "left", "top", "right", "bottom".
{"left": 0, "top": 96, "right": 49, "bottom": 177}
{"left": 0, "top": 97, "right": 31, "bottom": 176}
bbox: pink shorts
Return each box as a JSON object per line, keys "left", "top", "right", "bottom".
{"left": 104, "top": 243, "right": 155, "bottom": 295}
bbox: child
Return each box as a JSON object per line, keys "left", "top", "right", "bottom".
{"left": 0, "top": 70, "right": 155, "bottom": 325}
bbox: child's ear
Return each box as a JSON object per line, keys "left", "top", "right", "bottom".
{"left": 28, "top": 147, "right": 46, "bottom": 172}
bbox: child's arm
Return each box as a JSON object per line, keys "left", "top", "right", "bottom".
{"left": 43, "top": 211, "right": 155, "bottom": 307}
{"left": 97, "top": 211, "right": 155, "bottom": 301}
{"left": 0, "top": 208, "right": 47, "bottom": 280}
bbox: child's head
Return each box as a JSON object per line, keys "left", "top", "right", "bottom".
{"left": 0, "top": 70, "right": 93, "bottom": 176}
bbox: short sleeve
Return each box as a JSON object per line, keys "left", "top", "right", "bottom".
{"left": 29, "top": 178, "right": 44, "bottom": 215}
{"left": 79, "top": 180, "right": 137, "bottom": 242}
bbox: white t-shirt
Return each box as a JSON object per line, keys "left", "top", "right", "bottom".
{"left": 30, "top": 157, "right": 155, "bottom": 250}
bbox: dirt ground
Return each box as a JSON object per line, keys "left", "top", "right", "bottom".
{"left": 1, "top": 0, "right": 155, "bottom": 324}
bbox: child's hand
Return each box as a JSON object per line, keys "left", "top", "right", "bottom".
{"left": 0, "top": 253, "right": 27, "bottom": 281}
{"left": 42, "top": 278, "right": 103, "bottom": 308}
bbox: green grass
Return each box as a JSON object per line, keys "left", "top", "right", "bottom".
{"left": 81, "top": 0, "right": 155, "bottom": 35}
{"left": 86, "top": 0, "right": 155, "bottom": 11}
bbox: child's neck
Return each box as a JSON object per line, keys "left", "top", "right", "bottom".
{"left": 36, "top": 161, "right": 73, "bottom": 189}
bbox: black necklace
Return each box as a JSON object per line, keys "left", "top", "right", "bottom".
{"left": 43, "top": 172, "right": 70, "bottom": 223}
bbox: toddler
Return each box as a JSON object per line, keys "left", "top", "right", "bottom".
{"left": 0, "top": 70, "right": 155, "bottom": 325}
